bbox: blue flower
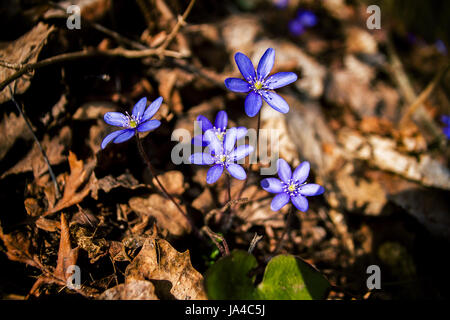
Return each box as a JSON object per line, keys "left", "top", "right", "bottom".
{"left": 289, "top": 9, "right": 317, "bottom": 36}
{"left": 101, "top": 97, "right": 162, "bottom": 149}
{"left": 224, "top": 48, "right": 298, "bottom": 117}
{"left": 261, "top": 159, "right": 324, "bottom": 212}
{"left": 441, "top": 115, "right": 450, "bottom": 139}
{"left": 273, "top": 0, "right": 289, "bottom": 9}
{"left": 192, "top": 110, "right": 247, "bottom": 147}
{"left": 189, "top": 128, "right": 254, "bottom": 184}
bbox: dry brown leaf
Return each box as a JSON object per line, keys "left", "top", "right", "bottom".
{"left": 98, "top": 280, "right": 158, "bottom": 300}
{"left": 2, "top": 126, "right": 71, "bottom": 179}
{"left": 128, "top": 194, "right": 190, "bottom": 237}
{"left": 151, "top": 170, "right": 185, "bottom": 196}
{"left": 0, "top": 23, "right": 55, "bottom": 103}
{"left": 0, "top": 223, "right": 42, "bottom": 269}
{"left": 126, "top": 236, "right": 207, "bottom": 300}
{"left": 55, "top": 214, "right": 79, "bottom": 281}
{"left": 45, "top": 151, "right": 95, "bottom": 215}
{"left": 0, "top": 111, "right": 32, "bottom": 160}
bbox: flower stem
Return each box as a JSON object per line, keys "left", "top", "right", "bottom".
{"left": 273, "top": 205, "right": 295, "bottom": 254}
{"left": 237, "top": 111, "right": 261, "bottom": 199}
{"left": 135, "top": 134, "right": 199, "bottom": 236}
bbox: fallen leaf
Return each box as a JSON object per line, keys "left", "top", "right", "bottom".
{"left": 98, "top": 280, "right": 158, "bottom": 300}
{"left": 45, "top": 151, "right": 95, "bottom": 215}
{"left": 55, "top": 214, "right": 79, "bottom": 281}
{"left": 0, "top": 23, "right": 55, "bottom": 103}
{"left": 126, "top": 236, "right": 207, "bottom": 300}
{"left": 129, "top": 194, "right": 190, "bottom": 237}
{"left": 151, "top": 170, "right": 185, "bottom": 196}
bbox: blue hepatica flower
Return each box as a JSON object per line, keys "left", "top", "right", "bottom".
{"left": 101, "top": 97, "right": 162, "bottom": 149}
{"left": 224, "top": 48, "right": 298, "bottom": 117}
{"left": 192, "top": 110, "right": 247, "bottom": 147}
{"left": 261, "top": 159, "right": 324, "bottom": 212}
{"left": 189, "top": 128, "right": 254, "bottom": 184}
{"left": 289, "top": 9, "right": 317, "bottom": 36}
{"left": 441, "top": 115, "right": 450, "bottom": 139}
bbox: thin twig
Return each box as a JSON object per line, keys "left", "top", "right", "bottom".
{"left": 159, "top": 0, "right": 196, "bottom": 51}
{"left": 400, "top": 63, "right": 450, "bottom": 126}
{"left": 201, "top": 225, "right": 230, "bottom": 256}
{"left": 0, "top": 47, "right": 188, "bottom": 94}
{"left": 248, "top": 233, "right": 263, "bottom": 254}
{"left": 8, "top": 86, "right": 61, "bottom": 199}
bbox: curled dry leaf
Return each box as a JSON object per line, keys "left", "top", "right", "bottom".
{"left": 91, "top": 172, "right": 147, "bottom": 200}
{"left": 98, "top": 280, "right": 158, "bottom": 300}
{"left": 0, "top": 22, "right": 56, "bottom": 103}
{"left": 0, "top": 223, "right": 42, "bottom": 269}
{"left": 126, "top": 236, "right": 207, "bottom": 300}
{"left": 44, "top": 151, "right": 95, "bottom": 215}
{"left": 55, "top": 213, "right": 79, "bottom": 281}
{"left": 129, "top": 194, "right": 190, "bottom": 237}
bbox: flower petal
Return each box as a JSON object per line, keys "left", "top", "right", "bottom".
{"left": 189, "top": 152, "right": 214, "bottom": 165}
{"left": 229, "top": 145, "right": 254, "bottom": 160}
{"left": 236, "top": 127, "right": 248, "bottom": 140}
{"left": 291, "top": 194, "right": 309, "bottom": 212}
{"left": 204, "top": 130, "right": 223, "bottom": 155}
{"left": 298, "top": 10, "right": 317, "bottom": 27}
{"left": 137, "top": 119, "right": 161, "bottom": 132}
{"left": 299, "top": 183, "right": 324, "bottom": 196}
{"left": 443, "top": 126, "right": 450, "bottom": 139}
{"left": 265, "top": 72, "right": 298, "bottom": 89}
{"left": 224, "top": 78, "right": 251, "bottom": 93}
{"left": 289, "top": 19, "right": 305, "bottom": 36}
{"left": 292, "top": 161, "right": 310, "bottom": 184}
{"left": 101, "top": 129, "right": 127, "bottom": 149}
{"left": 191, "top": 134, "right": 207, "bottom": 146}
{"left": 104, "top": 112, "right": 128, "bottom": 127}
{"left": 206, "top": 164, "right": 224, "bottom": 184}
{"left": 227, "top": 164, "right": 246, "bottom": 180}
{"left": 441, "top": 115, "right": 450, "bottom": 126}
{"left": 215, "top": 111, "right": 228, "bottom": 130}
{"left": 257, "top": 48, "right": 275, "bottom": 80}
{"left": 261, "top": 178, "right": 283, "bottom": 193}
{"left": 132, "top": 97, "right": 147, "bottom": 118}
{"left": 261, "top": 91, "right": 290, "bottom": 114}
{"left": 277, "top": 158, "right": 292, "bottom": 183}
{"left": 142, "top": 96, "right": 163, "bottom": 122}
{"left": 197, "top": 115, "right": 213, "bottom": 132}
{"left": 270, "top": 192, "right": 290, "bottom": 211}
{"left": 224, "top": 127, "right": 237, "bottom": 154}
{"left": 245, "top": 91, "right": 262, "bottom": 117}
{"left": 235, "top": 52, "right": 256, "bottom": 81}
{"left": 113, "top": 129, "right": 135, "bottom": 144}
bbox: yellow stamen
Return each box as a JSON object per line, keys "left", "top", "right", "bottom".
{"left": 216, "top": 132, "right": 225, "bottom": 142}
{"left": 220, "top": 155, "right": 227, "bottom": 163}
{"left": 254, "top": 81, "right": 263, "bottom": 90}
{"left": 129, "top": 120, "right": 137, "bottom": 128}
{"left": 288, "top": 184, "right": 296, "bottom": 192}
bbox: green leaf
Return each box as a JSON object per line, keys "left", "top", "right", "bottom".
{"left": 257, "top": 254, "right": 330, "bottom": 300}
{"left": 205, "top": 250, "right": 330, "bottom": 300}
{"left": 204, "top": 250, "right": 258, "bottom": 299}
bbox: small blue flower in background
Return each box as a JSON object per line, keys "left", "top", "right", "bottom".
{"left": 189, "top": 128, "right": 254, "bottom": 184}
{"left": 192, "top": 110, "right": 247, "bottom": 147}
{"left": 435, "top": 39, "right": 448, "bottom": 56}
{"left": 441, "top": 115, "right": 450, "bottom": 139}
{"left": 273, "top": 0, "right": 289, "bottom": 9}
{"left": 261, "top": 159, "right": 324, "bottom": 212}
{"left": 289, "top": 9, "right": 317, "bottom": 36}
{"left": 101, "top": 97, "right": 162, "bottom": 149}
{"left": 225, "top": 48, "right": 298, "bottom": 117}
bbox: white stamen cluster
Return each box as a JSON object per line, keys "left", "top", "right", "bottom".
{"left": 282, "top": 179, "right": 301, "bottom": 197}
{"left": 124, "top": 111, "right": 141, "bottom": 128}
{"left": 213, "top": 127, "right": 226, "bottom": 142}
{"left": 214, "top": 153, "right": 231, "bottom": 167}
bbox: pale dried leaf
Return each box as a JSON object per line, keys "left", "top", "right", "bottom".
{"left": 126, "top": 236, "right": 207, "bottom": 300}
{"left": 98, "top": 280, "right": 158, "bottom": 300}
